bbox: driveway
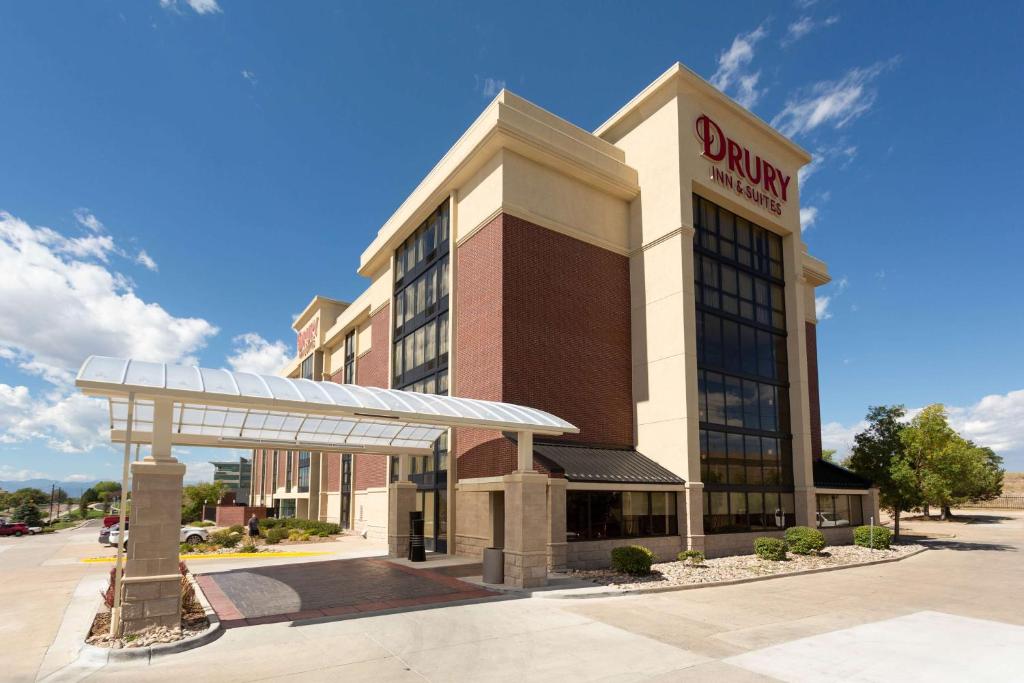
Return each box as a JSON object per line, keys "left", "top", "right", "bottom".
{"left": 197, "top": 558, "right": 497, "bottom": 626}
{"left": 37, "top": 510, "right": 1024, "bottom": 681}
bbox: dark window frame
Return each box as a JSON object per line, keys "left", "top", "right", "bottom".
{"left": 565, "top": 490, "right": 679, "bottom": 542}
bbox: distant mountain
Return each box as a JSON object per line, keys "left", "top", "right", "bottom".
{"left": 0, "top": 479, "right": 105, "bottom": 497}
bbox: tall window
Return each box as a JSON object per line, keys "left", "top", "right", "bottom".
{"left": 694, "top": 195, "right": 795, "bottom": 534}
{"left": 300, "top": 353, "right": 314, "bottom": 380}
{"left": 297, "top": 451, "right": 310, "bottom": 493}
{"left": 340, "top": 454, "right": 352, "bottom": 529}
{"left": 271, "top": 450, "right": 278, "bottom": 492}
{"left": 285, "top": 451, "right": 293, "bottom": 493}
{"left": 392, "top": 200, "right": 450, "bottom": 551}
{"left": 343, "top": 331, "right": 355, "bottom": 384}
{"left": 816, "top": 494, "right": 864, "bottom": 528}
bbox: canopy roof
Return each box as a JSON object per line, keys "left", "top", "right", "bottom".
{"left": 76, "top": 356, "right": 577, "bottom": 454}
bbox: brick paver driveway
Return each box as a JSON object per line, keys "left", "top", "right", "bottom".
{"left": 196, "top": 558, "right": 496, "bottom": 628}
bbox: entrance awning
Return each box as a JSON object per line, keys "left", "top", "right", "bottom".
{"left": 76, "top": 356, "right": 578, "bottom": 455}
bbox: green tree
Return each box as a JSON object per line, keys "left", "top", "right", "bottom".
{"left": 920, "top": 440, "right": 1004, "bottom": 520}
{"left": 181, "top": 482, "right": 226, "bottom": 523}
{"left": 79, "top": 487, "right": 99, "bottom": 519}
{"left": 92, "top": 481, "right": 122, "bottom": 513}
{"left": 821, "top": 449, "right": 837, "bottom": 463}
{"left": 12, "top": 502, "right": 42, "bottom": 526}
{"left": 846, "top": 405, "right": 923, "bottom": 539}
{"left": 900, "top": 404, "right": 958, "bottom": 518}
{"left": 11, "top": 487, "right": 48, "bottom": 506}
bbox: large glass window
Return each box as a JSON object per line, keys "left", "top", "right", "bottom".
{"left": 393, "top": 200, "right": 450, "bottom": 552}
{"left": 340, "top": 454, "right": 352, "bottom": 529}
{"left": 565, "top": 491, "right": 679, "bottom": 542}
{"left": 297, "top": 451, "right": 310, "bottom": 493}
{"left": 343, "top": 332, "right": 355, "bottom": 384}
{"left": 300, "top": 354, "right": 314, "bottom": 381}
{"left": 816, "top": 494, "right": 864, "bottom": 528}
{"left": 285, "top": 451, "right": 293, "bottom": 493}
{"left": 695, "top": 195, "right": 795, "bottom": 534}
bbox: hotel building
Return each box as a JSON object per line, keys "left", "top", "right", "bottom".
{"left": 248, "top": 63, "right": 877, "bottom": 566}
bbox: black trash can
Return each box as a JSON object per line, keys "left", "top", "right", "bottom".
{"left": 408, "top": 510, "right": 426, "bottom": 562}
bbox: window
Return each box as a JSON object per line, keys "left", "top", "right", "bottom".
{"left": 297, "top": 451, "right": 310, "bottom": 493}
{"left": 340, "top": 454, "right": 352, "bottom": 529}
{"left": 816, "top": 494, "right": 864, "bottom": 528}
{"left": 285, "top": 451, "right": 293, "bottom": 493}
{"left": 277, "top": 499, "right": 296, "bottom": 519}
{"left": 271, "top": 450, "right": 278, "bottom": 491}
{"left": 694, "top": 195, "right": 795, "bottom": 535}
{"left": 300, "top": 354, "right": 314, "bottom": 380}
{"left": 565, "top": 491, "right": 679, "bottom": 542}
{"left": 343, "top": 331, "right": 355, "bottom": 384}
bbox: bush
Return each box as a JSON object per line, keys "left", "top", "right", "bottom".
{"left": 677, "top": 549, "right": 705, "bottom": 565}
{"left": 265, "top": 527, "right": 288, "bottom": 545}
{"left": 854, "top": 525, "right": 892, "bottom": 550}
{"left": 288, "top": 530, "right": 311, "bottom": 542}
{"left": 259, "top": 518, "right": 340, "bottom": 536}
{"left": 209, "top": 530, "right": 240, "bottom": 548}
{"left": 784, "top": 526, "right": 826, "bottom": 555}
{"left": 192, "top": 521, "right": 215, "bottom": 527}
{"left": 179, "top": 542, "right": 193, "bottom": 554}
{"left": 610, "top": 545, "right": 656, "bottom": 575}
{"left": 228, "top": 524, "right": 244, "bottom": 534}
{"left": 238, "top": 543, "right": 259, "bottom": 553}
{"left": 754, "top": 537, "right": 787, "bottom": 561}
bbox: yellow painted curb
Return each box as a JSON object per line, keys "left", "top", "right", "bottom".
{"left": 81, "top": 551, "right": 333, "bottom": 563}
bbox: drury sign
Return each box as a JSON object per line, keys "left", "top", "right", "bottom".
{"left": 695, "top": 114, "right": 792, "bottom": 217}
{"left": 297, "top": 316, "right": 319, "bottom": 357}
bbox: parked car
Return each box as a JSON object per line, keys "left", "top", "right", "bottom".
{"left": 102, "top": 514, "right": 128, "bottom": 529}
{"left": 816, "top": 511, "right": 850, "bottom": 528}
{"left": 0, "top": 521, "right": 30, "bottom": 537}
{"left": 109, "top": 525, "right": 209, "bottom": 550}
{"left": 27, "top": 525, "right": 43, "bottom": 535}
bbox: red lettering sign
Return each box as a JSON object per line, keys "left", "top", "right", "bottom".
{"left": 695, "top": 114, "right": 791, "bottom": 216}
{"left": 296, "top": 317, "right": 319, "bottom": 357}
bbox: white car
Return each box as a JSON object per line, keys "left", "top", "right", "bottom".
{"left": 28, "top": 526, "right": 43, "bottom": 535}
{"left": 109, "top": 525, "right": 209, "bottom": 550}
{"left": 816, "top": 512, "right": 850, "bottom": 528}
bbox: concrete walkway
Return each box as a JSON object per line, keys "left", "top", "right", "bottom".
{"left": 26, "top": 509, "right": 1024, "bottom": 681}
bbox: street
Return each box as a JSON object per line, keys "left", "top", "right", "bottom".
{"left": 7, "top": 510, "right": 1022, "bottom": 682}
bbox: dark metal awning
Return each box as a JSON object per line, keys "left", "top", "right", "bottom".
{"left": 813, "top": 459, "right": 872, "bottom": 489}
{"left": 529, "top": 440, "right": 686, "bottom": 485}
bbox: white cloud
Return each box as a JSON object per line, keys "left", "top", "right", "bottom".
{"left": 64, "top": 473, "right": 96, "bottom": 482}
{"left": 73, "top": 208, "right": 105, "bottom": 233}
{"left": 821, "top": 419, "right": 868, "bottom": 457}
{"left": 0, "top": 211, "right": 217, "bottom": 384}
{"left": 241, "top": 70, "right": 257, "bottom": 86}
{"left": 710, "top": 23, "right": 769, "bottom": 108}
{"left": 478, "top": 77, "right": 506, "bottom": 98}
{"left": 160, "top": 0, "right": 221, "bottom": 15}
{"left": 184, "top": 461, "right": 215, "bottom": 483}
{"left": 0, "top": 386, "right": 109, "bottom": 453}
{"left": 771, "top": 59, "right": 898, "bottom": 137}
{"left": 135, "top": 250, "right": 158, "bottom": 272}
{"left": 800, "top": 206, "right": 819, "bottom": 232}
{"left": 799, "top": 155, "right": 823, "bottom": 187}
{"left": 815, "top": 295, "right": 831, "bottom": 320}
{"left": 226, "top": 333, "right": 290, "bottom": 376}
{"left": 0, "top": 464, "right": 52, "bottom": 482}
{"left": 783, "top": 15, "right": 839, "bottom": 46}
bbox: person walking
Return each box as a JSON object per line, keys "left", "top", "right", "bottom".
{"left": 247, "top": 514, "right": 260, "bottom": 542}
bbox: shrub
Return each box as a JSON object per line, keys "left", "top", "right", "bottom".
{"left": 259, "top": 518, "right": 340, "bottom": 536}
{"left": 179, "top": 542, "right": 193, "bottom": 554}
{"left": 265, "top": 527, "right": 288, "bottom": 545}
{"left": 228, "top": 524, "right": 244, "bottom": 534}
{"left": 192, "top": 521, "right": 215, "bottom": 527}
{"left": 785, "top": 526, "right": 826, "bottom": 555}
{"left": 209, "top": 530, "right": 240, "bottom": 548}
{"left": 610, "top": 545, "right": 656, "bottom": 575}
{"left": 854, "top": 525, "right": 892, "bottom": 550}
{"left": 238, "top": 543, "right": 259, "bottom": 553}
{"left": 754, "top": 537, "right": 787, "bottom": 561}
{"left": 288, "top": 530, "right": 311, "bottom": 542}
{"left": 677, "top": 549, "right": 705, "bottom": 566}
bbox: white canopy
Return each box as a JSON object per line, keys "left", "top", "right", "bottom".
{"left": 76, "top": 356, "right": 578, "bottom": 454}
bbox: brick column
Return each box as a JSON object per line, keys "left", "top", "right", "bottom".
{"left": 546, "top": 478, "right": 567, "bottom": 571}
{"left": 502, "top": 471, "right": 548, "bottom": 588}
{"left": 119, "top": 398, "right": 186, "bottom": 635}
{"left": 387, "top": 481, "right": 417, "bottom": 558}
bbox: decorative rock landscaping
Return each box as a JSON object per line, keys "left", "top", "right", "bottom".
{"left": 568, "top": 543, "right": 925, "bottom": 591}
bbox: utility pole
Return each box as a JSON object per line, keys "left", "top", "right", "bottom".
{"left": 49, "top": 484, "right": 55, "bottom": 524}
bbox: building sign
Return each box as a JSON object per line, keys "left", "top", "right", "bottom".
{"left": 695, "top": 114, "right": 791, "bottom": 217}
{"left": 296, "top": 316, "right": 319, "bottom": 358}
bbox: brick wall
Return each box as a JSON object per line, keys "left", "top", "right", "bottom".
{"left": 215, "top": 505, "right": 266, "bottom": 527}
{"left": 806, "top": 321, "right": 822, "bottom": 460}
{"left": 455, "top": 213, "right": 633, "bottom": 480}
{"left": 277, "top": 451, "right": 287, "bottom": 490}
{"left": 354, "top": 453, "right": 388, "bottom": 491}
{"left": 356, "top": 304, "right": 391, "bottom": 388}
{"left": 325, "top": 452, "right": 340, "bottom": 490}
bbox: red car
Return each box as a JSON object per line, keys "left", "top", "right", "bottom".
{"left": 0, "top": 521, "right": 30, "bottom": 537}
{"left": 102, "top": 515, "right": 128, "bottom": 528}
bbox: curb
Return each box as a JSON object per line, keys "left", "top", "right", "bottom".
{"left": 81, "top": 550, "right": 333, "bottom": 563}
{"left": 533, "top": 547, "right": 930, "bottom": 600}
{"left": 80, "top": 572, "right": 223, "bottom": 663}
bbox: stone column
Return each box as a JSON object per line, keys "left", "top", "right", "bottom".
{"left": 502, "top": 471, "right": 548, "bottom": 588}
{"left": 387, "top": 455, "right": 417, "bottom": 557}
{"left": 683, "top": 481, "right": 704, "bottom": 552}
{"left": 546, "top": 477, "right": 567, "bottom": 571}
{"left": 120, "top": 398, "right": 186, "bottom": 635}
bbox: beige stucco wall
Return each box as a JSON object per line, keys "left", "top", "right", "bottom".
{"left": 453, "top": 488, "right": 492, "bottom": 559}
{"left": 354, "top": 487, "right": 388, "bottom": 542}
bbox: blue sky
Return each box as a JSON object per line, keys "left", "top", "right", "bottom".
{"left": 1, "top": 0, "right": 1022, "bottom": 484}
